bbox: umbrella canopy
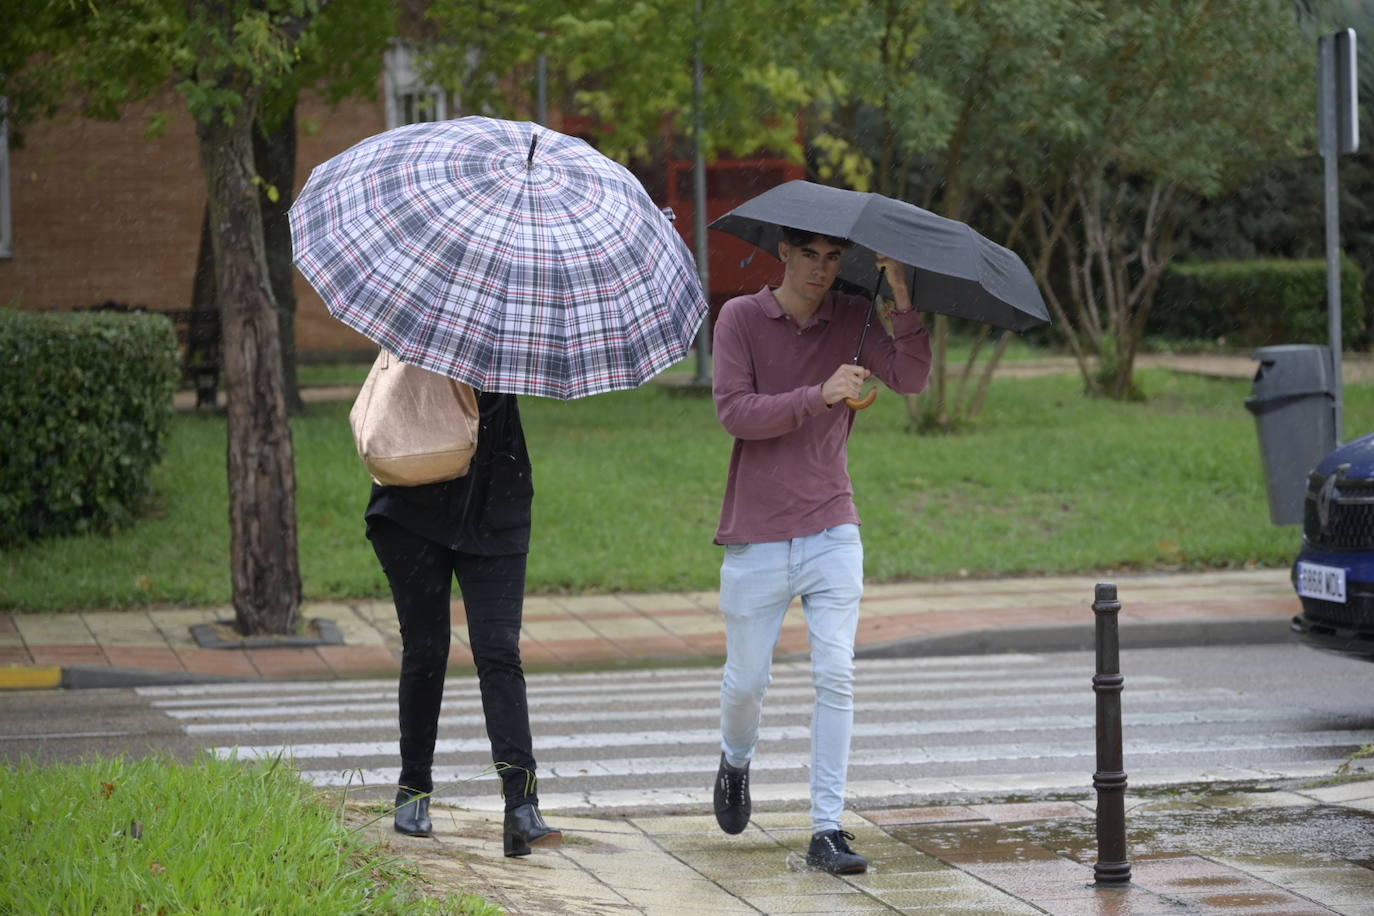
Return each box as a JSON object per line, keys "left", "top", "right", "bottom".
{"left": 708, "top": 181, "right": 1049, "bottom": 333}
{"left": 289, "top": 116, "right": 707, "bottom": 399}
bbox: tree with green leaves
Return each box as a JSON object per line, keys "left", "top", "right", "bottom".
{"left": 806, "top": 0, "right": 1311, "bottom": 407}
{"left": 1182, "top": 0, "right": 1373, "bottom": 348}
{"left": 1005, "top": 0, "right": 1311, "bottom": 399}
{"left": 801, "top": 0, "right": 1088, "bottom": 430}
{"left": 422, "top": 0, "right": 808, "bottom": 166}
{"left": 4, "top": 0, "right": 337, "bottom": 635}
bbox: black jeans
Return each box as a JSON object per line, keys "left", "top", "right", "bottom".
{"left": 368, "top": 516, "right": 537, "bottom": 810}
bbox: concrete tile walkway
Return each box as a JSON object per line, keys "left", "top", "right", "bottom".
{"left": 0, "top": 568, "right": 1299, "bottom": 688}
{"left": 353, "top": 776, "right": 1374, "bottom": 915}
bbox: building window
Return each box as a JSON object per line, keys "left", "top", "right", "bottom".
{"left": 0, "top": 97, "right": 11, "bottom": 259}
{"left": 384, "top": 43, "right": 447, "bottom": 130}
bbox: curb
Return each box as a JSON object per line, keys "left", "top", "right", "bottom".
{"left": 60, "top": 665, "right": 246, "bottom": 690}
{"left": 0, "top": 665, "right": 246, "bottom": 691}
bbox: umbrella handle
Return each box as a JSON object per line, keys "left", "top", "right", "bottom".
{"left": 844, "top": 389, "right": 877, "bottom": 410}
{"left": 844, "top": 265, "right": 886, "bottom": 411}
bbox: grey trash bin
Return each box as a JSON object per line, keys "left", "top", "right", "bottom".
{"left": 1245, "top": 344, "right": 1337, "bottom": 525}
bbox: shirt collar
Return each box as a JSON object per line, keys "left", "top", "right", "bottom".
{"left": 759, "top": 285, "right": 836, "bottom": 327}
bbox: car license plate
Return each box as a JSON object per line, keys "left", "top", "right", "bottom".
{"left": 1296, "top": 562, "right": 1347, "bottom": 603}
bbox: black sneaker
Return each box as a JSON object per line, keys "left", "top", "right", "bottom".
{"left": 807, "top": 829, "right": 868, "bottom": 874}
{"left": 712, "top": 752, "right": 750, "bottom": 834}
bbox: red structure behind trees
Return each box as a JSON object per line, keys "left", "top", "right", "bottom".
{"left": 664, "top": 156, "right": 805, "bottom": 324}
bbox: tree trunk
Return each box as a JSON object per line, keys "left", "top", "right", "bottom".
{"left": 197, "top": 109, "right": 302, "bottom": 637}
{"left": 254, "top": 103, "right": 305, "bottom": 415}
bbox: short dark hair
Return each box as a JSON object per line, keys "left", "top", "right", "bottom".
{"left": 779, "top": 226, "right": 852, "bottom": 249}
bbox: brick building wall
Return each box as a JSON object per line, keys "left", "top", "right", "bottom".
{"left": 1, "top": 87, "right": 387, "bottom": 354}
{"left": 1, "top": 83, "right": 801, "bottom": 356}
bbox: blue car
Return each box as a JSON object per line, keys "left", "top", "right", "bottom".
{"left": 1291, "top": 432, "right": 1374, "bottom": 661}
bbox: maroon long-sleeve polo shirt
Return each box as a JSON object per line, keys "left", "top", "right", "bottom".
{"left": 712, "top": 285, "right": 932, "bottom": 545}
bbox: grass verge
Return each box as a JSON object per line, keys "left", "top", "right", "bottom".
{"left": 0, "top": 753, "right": 498, "bottom": 915}
{"left": 3, "top": 366, "right": 1361, "bottom": 611}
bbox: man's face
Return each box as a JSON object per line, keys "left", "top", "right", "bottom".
{"left": 778, "top": 237, "right": 845, "bottom": 307}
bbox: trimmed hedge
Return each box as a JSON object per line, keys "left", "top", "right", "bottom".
{"left": 1152, "top": 258, "right": 1365, "bottom": 348}
{"left": 0, "top": 309, "right": 179, "bottom": 544}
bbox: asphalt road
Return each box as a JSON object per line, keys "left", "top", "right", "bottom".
{"left": 5, "top": 642, "right": 1373, "bottom": 815}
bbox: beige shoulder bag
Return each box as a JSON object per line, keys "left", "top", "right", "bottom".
{"left": 349, "top": 350, "right": 479, "bottom": 486}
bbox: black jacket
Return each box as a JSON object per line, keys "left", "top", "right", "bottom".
{"left": 365, "top": 392, "right": 533, "bottom": 555}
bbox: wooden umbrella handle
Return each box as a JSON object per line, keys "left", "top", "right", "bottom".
{"left": 844, "top": 389, "right": 878, "bottom": 410}
{"left": 843, "top": 269, "right": 884, "bottom": 412}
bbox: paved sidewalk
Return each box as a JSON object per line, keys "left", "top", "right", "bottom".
{"left": 10, "top": 565, "right": 1371, "bottom": 914}
{"left": 358, "top": 776, "right": 1374, "bottom": 915}
{"left": 0, "top": 568, "right": 1299, "bottom": 689}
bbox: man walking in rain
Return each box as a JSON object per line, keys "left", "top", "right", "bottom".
{"left": 709, "top": 226, "right": 931, "bottom": 874}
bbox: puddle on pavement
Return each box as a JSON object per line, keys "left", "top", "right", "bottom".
{"left": 1004, "top": 805, "right": 1374, "bottom": 863}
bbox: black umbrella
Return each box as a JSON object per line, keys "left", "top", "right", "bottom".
{"left": 708, "top": 180, "right": 1050, "bottom": 333}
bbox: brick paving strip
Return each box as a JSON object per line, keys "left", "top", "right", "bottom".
{"left": 0, "top": 568, "right": 1299, "bottom": 688}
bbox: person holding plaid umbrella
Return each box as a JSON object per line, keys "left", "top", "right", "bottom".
{"left": 290, "top": 117, "right": 707, "bottom": 856}
{"left": 364, "top": 391, "right": 558, "bottom": 857}
{"left": 709, "top": 226, "right": 932, "bottom": 874}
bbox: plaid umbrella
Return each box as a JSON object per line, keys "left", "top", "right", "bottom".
{"left": 289, "top": 116, "right": 707, "bottom": 399}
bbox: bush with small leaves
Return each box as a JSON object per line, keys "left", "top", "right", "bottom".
{"left": 0, "top": 309, "right": 178, "bottom": 544}
{"left": 1154, "top": 258, "right": 1364, "bottom": 349}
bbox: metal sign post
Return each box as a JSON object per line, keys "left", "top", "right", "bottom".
{"left": 1318, "top": 28, "right": 1359, "bottom": 445}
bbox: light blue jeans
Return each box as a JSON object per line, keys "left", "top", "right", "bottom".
{"left": 718, "top": 523, "right": 863, "bottom": 832}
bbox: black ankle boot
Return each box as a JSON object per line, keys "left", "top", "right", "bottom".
{"left": 503, "top": 802, "right": 562, "bottom": 857}
{"left": 393, "top": 788, "right": 432, "bottom": 837}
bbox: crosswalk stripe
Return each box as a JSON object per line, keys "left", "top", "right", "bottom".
{"left": 289, "top": 728, "right": 1372, "bottom": 788}
{"left": 134, "top": 654, "right": 1052, "bottom": 699}
{"left": 147, "top": 662, "right": 1117, "bottom": 709}
{"left": 138, "top": 679, "right": 397, "bottom": 697}
{"left": 159, "top": 672, "right": 1176, "bottom": 720}
{"left": 179, "top": 687, "right": 1246, "bottom": 734}
{"left": 210, "top": 717, "right": 1373, "bottom": 763}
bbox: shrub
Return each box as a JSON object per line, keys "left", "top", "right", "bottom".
{"left": 1153, "top": 258, "right": 1365, "bottom": 348}
{"left": 0, "top": 309, "right": 178, "bottom": 544}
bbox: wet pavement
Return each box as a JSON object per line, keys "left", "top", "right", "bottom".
{"left": 354, "top": 777, "right": 1374, "bottom": 915}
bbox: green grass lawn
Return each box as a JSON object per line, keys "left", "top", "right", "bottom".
{"left": 2, "top": 365, "right": 1357, "bottom": 612}
{"left": 0, "top": 754, "right": 496, "bottom": 915}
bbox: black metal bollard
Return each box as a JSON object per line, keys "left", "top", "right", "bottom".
{"left": 1092, "top": 582, "right": 1131, "bottom": 885}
